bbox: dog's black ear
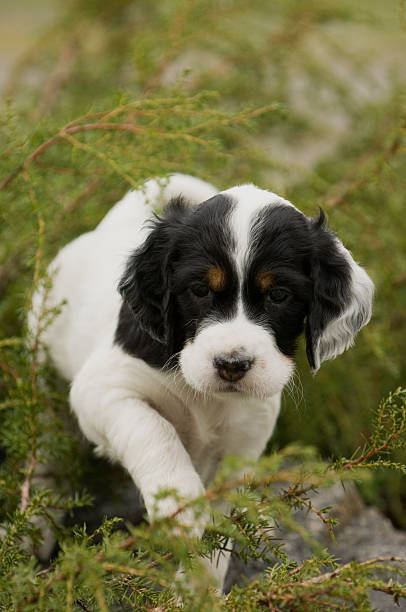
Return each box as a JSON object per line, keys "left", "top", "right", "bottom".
{"left": 306, "top": 210, "right": 374, "bottom": 372}
{"left": 118, "top": 196, "right": 188, "bottom": 345}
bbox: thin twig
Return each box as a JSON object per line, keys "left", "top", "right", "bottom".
{"left": 289, "top": 556, "right": 405, "bottom": 588}
{"left": 0, "top": 358, "right": 19, "bottom": 381}
{"left": 291, "top": 492, "right": 334, "bottom": 534}
{"left": 341, "top": 423, "right": 405, "bottom": 471}
{"left": 20, "top": 455, "right": 37, "bottom": 513}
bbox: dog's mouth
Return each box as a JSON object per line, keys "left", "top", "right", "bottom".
{"left": 220, "top": 383, "right": 241, "bottom": 393}
{"left": 214, "top": 378, "right": 254, "bottom": 395}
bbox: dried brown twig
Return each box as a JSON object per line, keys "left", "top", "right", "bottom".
{"left": 0, "top": 100, "right": 278, "bottom": 190}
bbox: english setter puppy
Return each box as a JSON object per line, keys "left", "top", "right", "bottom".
{"left": 31, "top": 174, "right": 373, "bottom": 587}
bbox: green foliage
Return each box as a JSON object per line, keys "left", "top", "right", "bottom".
{"left": 0, "top": 0, "right": 406, "bottom": 608}
{"left": 0, "top": 376, "right": 405, "bottom": 609}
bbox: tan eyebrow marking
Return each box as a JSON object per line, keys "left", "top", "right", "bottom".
{"left": 207, "top": 266, "right": 226, "bottom": 292}
{"left": 256, "top": 270, "right": 274, "bottom": 291}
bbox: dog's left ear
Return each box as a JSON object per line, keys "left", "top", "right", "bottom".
{"left": 306, "top": 211, "right": 374, "bottom": 372}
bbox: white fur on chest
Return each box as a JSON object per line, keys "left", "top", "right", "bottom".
{"left": 70, "top": 341, "right": 279, "bottom": 487}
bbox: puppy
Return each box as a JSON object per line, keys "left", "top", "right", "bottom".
{"left": 31, "top": 174, "right": 373, "bottom": 587}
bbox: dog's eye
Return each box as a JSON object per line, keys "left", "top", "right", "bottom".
{"left": 190, "top": 284, "right": 210, "bottom": 298}
{"left": 266, "top": 287, "right": 291, "bottom": 304}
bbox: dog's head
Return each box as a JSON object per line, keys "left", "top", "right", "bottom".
{"left": 117, "top": 184, "right": 373, "bottom": 398}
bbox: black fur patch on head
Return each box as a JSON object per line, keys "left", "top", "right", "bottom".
{"left": 115, "top": 194, "right": 237, "bottom": 368}
{"left": 243, "top": 205, "right": 314, "bottom": 358}
{"left": 243, "top": 205, "right": 352, "bottom": 367}
{"left": 169, "top": 193, "right": 238, "bottom": 342}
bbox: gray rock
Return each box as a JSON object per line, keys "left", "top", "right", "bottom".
{"left": 334, "top": 508, "right": 406, "bottom": 612}
{"left": 225, "top": 484, "right": 406, "bottom": 610}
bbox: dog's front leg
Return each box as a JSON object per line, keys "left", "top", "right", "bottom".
{"left": 71, "top": 380, "right": 203, "bottom": 525}
{"left": 69, "top": 349, "right": 231, "bottom": 589}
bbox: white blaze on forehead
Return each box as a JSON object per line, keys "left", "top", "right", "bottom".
{"left": 178, "top": 184, "right": 299, "bottom": 398}
{"left": 220, "top": 184, "right": 297, "bottom": 272}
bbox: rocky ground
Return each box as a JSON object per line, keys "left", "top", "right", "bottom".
{"left": 224, "top": 482, "right": 406, "bottom": 610}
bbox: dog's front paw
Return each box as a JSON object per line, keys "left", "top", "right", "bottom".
{"left": 175, "top": 551, "right": 230, "bottom": 595}
{"left": 142, "top": 474, "right": 206, "bottom": 537}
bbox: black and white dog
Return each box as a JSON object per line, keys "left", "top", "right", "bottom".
{"left": 31, "top": 174, "right": 373, "bottom": 586}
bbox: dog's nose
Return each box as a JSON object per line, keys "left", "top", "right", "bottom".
{"left": 213, "top": 353, "right": 253, "bottom": 382}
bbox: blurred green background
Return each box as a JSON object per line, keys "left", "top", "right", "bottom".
{"left": 0, "top": 0, "right": 405, "bottom": 526}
